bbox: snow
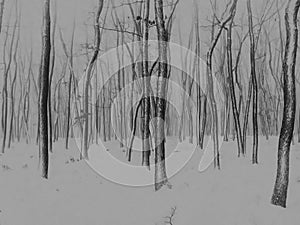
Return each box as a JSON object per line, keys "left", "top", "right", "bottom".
{"left": 0, "top": 137, "right": 299, "bottom": 225}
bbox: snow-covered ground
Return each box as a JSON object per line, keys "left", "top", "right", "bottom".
{"left": 0, "top": 137, "right": 299, "bottom": 225}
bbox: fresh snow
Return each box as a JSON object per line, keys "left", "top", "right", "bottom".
{"left": 0, "top": 137, "right": 299, "bottom": 225}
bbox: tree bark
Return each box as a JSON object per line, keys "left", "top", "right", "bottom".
{"left": 271, "top": 0, "right": 299, "bottom": 208}
{"left": 39, "top": 0, "right": 51, "bottom": 179}
{"left": 154, "top": 0, "right": 170, "bottom": 191}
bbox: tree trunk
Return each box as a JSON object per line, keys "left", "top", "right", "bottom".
{"left": 48, "top": 1, "right": 56, "bottom": 153}
{"left": 226, "top": 1, "right": 244, "bottom": 156}
{"left": 83, "top": 0, "right": 104, "bottom": 159}
{"left": 142, "top": 0, "right": 151, "bottom": 169}
{"left": 154, "top": 0, "right": 170, "bottom": 191}
{"left": 0, "top": 0, "right": 4, "bottom": 35}
{"left": 66, "top": 20, "right": 75, "bottom": 149}
{"left": 247, "top": 0, "right": 259, "bottom": 164}
{"left": 271, "top": 0, "right": 299, "bottom": 208}
{"left": 39, "top": 0, "right": 51, "bottom": 179}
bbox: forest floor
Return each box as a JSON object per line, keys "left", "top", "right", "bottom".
{"left": 0, "top": 136, "right": 299, "bottom": 225}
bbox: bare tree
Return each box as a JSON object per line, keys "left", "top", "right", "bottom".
{"left": 2, "top": 5, "right": 17, "bottom": 153}
{"left": 65, "top": 19, "right": 76, "bottom": 149}
{"left": 247, "top": 0, "right": 259, "bottom": 164}
{"left": 8, "top": 2, "right": 20, "bottom": 148}
{"left": 271, "top": 0, "right": 300, "bottom": 208}
{"left": 39, "top": 0, "right": 51, "bottom": 178}
{"left": 226, "top": 0, "right": 244, "bottom": 156}
{"left": 0, "top": 0, "right": 4, "bottom": 35}
{"left": 206, "top": 0, "right": 238, "bottom": 169}
{"left": 48, "top": 0, "right": 57, "bottom": 152}
{"left": 82, "top": 0, "right": 104, "bottom": 159}
{"left": 153, "top": 0, "right": 179, "bottom": 191}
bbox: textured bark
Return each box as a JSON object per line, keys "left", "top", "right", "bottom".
{"left": 141, "top": 0, "right": 151, "bottom": 169}
{"left": 39, "top": 0, "right": 51, "bottom": 179}
{"left": 271, "top": 0, "right": 299, "bottom": 208}
{"left": 154, "top": 0, "right": 169, "bottom": 191}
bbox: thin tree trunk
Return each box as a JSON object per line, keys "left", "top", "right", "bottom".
{"left": 66, "top": 20, "right": 75, "bottom": 149}
{"left": 83, "top": 0, "right": 104, "bottom": 159}
{"left": 39, "top": 0, "right": 51, "bottom": 179}
{"left": 226, "top": 1, "right": 244, "bottom": 156}
{"left": 8, "top": 5, "right": 20, "bottom": 148}
{"left": 0, "top": 0, "right": 4, "bottom": 35}
{"left": 247, "top": 0, "right": 259, "bottom": 164}
{"left": 48, "top": 1, "right": 57, "bottom": 153}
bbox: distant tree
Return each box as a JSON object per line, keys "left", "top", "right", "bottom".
{"left": 0, "top": 0, "right": 4, "bottom": 35}
{"left": 2, "top": 5, "right": 17, "bottom": 153}
{"left": 39, "top": 0, "right": 51, "bottom": 178}
{"left": 271, "top": 0, "right": 300, "bottom": 208}
{"left": 48, "top": 0, "right": 57, "bottom": 153}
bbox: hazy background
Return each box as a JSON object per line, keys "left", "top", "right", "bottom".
{"left": 0, "top": 0, "right": 284, "bottom": 76}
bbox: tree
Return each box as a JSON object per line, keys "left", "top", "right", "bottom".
{"left": 153, "top": 0, "right": 179, "bottom": 191}
{"left": 247, "top": 0, "right": 259, "bottom": 164}
{"left": 2, "top": 5, "right": 17, "bottom": 153}
{"left": 141, "top": 0, "right": 151, "bottom": 170}
{"left": 0, "top": 0, "right": 4, "bottom": 35}
{"left": 271, "top": 0, "right": 300, "bottom": 208}
{"left": 82, "top": 0, "right": 104, "bottom": 159}
{"left": 226, "top": 0, "right": 244, "bottom": 156}
{"left": 48, "top": 0, "right": 57, "bottom": 152}
{"left": 206, "top": 0, "right": 238, "bottom": 169}
{"left": 39, "top": 0, "right": 51, "bottom": 179}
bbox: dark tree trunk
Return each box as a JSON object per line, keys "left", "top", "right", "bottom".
{"left": 39, "top": 0, "right": 51, "bottom": 179}
{"left": 226, "top": 1, "right": 244, "bottom": 156}
{"left": 271, "top": 0, "right": 299, "bottom": 208}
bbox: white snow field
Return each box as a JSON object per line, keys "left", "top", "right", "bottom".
{"left": 0, "top": 137, "right": 299, "bottom": 225}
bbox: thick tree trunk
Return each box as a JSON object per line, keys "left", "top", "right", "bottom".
{"left": 39, "top": 0, "right": 51, "bottom": 179}
{"left": 271, "top": 0, "right": 299, "bottom": 208}
{"left": 154, "top": 0, "right": 170, "bottom": 191}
